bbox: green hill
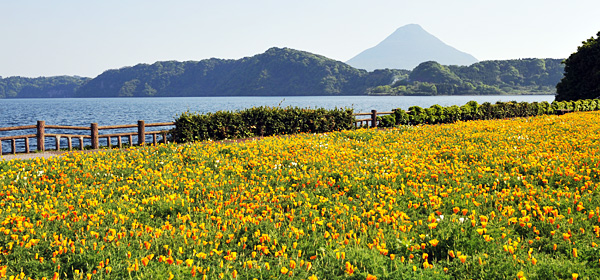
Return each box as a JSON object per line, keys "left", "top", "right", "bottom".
{"left": 0, "top": 76, "right": 89, "bottom": 98}
{"left": 0, "top": 48, "right": 564, "bottom": 98}
{"left": 75, "top": 48, "right": 404, "bottom": 97}
{"left": 371, "top": 58, "right": 564, "bottom": 96}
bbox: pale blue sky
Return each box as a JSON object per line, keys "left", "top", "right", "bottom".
{"left": 1, "top": 0, "right": 599, "bottom": 78}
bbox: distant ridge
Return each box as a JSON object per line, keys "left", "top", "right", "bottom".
{"left": 73, "top": 47, "right": 403, "bottom": 97}
{"left": 1, "top": 48, "right": 564, "bottom": 98}
{"left": 346, "top": 24, "right": 479, "bottom": 71}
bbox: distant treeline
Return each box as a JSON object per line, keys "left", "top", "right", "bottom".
{"left": 0, "top": 48, "right": 565, "bottom": 99}
{"left": 0, "top": 76, "right": 89, "bottom": 98}
{"left": 370, "top": 59, "right": 564, "bottom": 96}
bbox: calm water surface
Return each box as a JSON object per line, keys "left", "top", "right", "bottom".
{"left": 0, "top": 95, "right": 555, "bottom": 152}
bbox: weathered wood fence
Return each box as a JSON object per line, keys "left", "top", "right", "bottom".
{"left": 1, "top": 110, "right": 396, "bottom": 155}
{"left": 353, "top": 110, "right": 395, "bottom": 128}
{"left": 0, "top": 120, "right": 174, "bottom": 155}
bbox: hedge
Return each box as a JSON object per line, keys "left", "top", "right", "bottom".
{"left": 172, "top": 99, "right": 600, "bottom": 143}
{"left": 170, "top": 106, "right": 354, "bottom": 142}
{"left": 378, "top": 98, "right": 600, "bottom": 127}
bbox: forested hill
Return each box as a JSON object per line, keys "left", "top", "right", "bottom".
{"left": 0, "top": 76, "right": 89, "bottom": 98}
{"left": 371, "top": 59, "right": 564, "bottom": 95}
{"left": 0, "top": 48, "right": 564, "bottom": 98}
{"left": 75, "top": 48, "right": 404, "bottom": 97}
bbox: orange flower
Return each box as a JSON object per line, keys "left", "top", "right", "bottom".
{"left": 429, "top": 239, "right": 439, "bottom": 247}
{"left": 448, "top": 250, "right": 455, "bottom": 258}
{"left": 458, "top": 255, "right": 467, "bottom": 263}
{"left": 281, "top": 266, "right": 289, "bottom": 275}
{"left": 344, "top": 262, "right": 355, "bottom": 275}
{"left": 366, "top": 274, "right": 377, "bottom": 280}
{"left": 572, "top": 248, "right": 578, "bottom": 258}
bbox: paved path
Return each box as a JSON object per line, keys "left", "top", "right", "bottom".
{"left": 1, "top": 151, "right": 66, "bottom": 161}
{"left": 1, "top": 136, "right": 271, "bottom": 161}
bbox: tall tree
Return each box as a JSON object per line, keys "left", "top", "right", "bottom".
{"left": 556, "top": 31, "right": 600, "bottom": 101}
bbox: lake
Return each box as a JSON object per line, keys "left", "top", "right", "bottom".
{"left": 1, "top": 95, "right": 555, "bottom": 152}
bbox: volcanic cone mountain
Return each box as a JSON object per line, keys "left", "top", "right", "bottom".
{"left": 346, "top": 24, "right": 478, "bottom": 71}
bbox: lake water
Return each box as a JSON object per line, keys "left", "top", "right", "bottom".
{"left": 1, "top": 95, "right": 555, "bottom": 153}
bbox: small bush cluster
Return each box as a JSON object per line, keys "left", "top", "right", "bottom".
{"left": 378, "top": 98, "right": 600, "bottom": 127}
{"left": 171, "top": 106, "right": 354, "bottom": 142}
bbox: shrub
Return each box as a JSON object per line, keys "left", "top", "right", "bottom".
{"left": 171, "top": 106, "right": 354, "bottom": 142}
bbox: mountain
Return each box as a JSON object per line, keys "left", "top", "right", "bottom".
{"left": 370, "top": 58, "right": 564, "bottom": 96}
{"left": 346, "top": 24, "right": 479, "bottom": 71}
{"left": 75, "top": 47, "right": 404, "bottom": 97}
{"left": 0, "top": 76, "right": 89, "bottom": 98}
{"left": 0, "top": 48, "right": 563, "bottom": 99}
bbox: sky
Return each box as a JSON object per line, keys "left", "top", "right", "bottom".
{"left": 1, "top": 0, "right": 599, "bottom": 78}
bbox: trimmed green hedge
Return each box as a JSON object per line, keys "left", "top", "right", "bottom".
{"left": 171, "top": 106, "right": 354, "bottom": 142}
{"left": 378, "top": 99, "right": 600, "bottom": 127}
{"left": 172, "top": 99, "right": 599, "bottom": 143}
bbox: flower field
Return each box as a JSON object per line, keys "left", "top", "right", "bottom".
{"left": 1, "top": 112, "right": 600, "bottom": 279}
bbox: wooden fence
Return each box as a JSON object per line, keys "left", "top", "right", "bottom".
{"left": 0, "top": 110, "right": 396, "bottom": 155}
{"left": 0, "top": 120, "right": 174, "bottom": 155}
{"left": 353, "top": 110, "right": 395, "bottom": 128}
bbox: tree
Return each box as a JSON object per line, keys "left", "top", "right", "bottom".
{"left": 409, "top": 61, "right": 462, "bottom": 84}
{"left": 556, "top": 31, "right": 600, "bottom": 101}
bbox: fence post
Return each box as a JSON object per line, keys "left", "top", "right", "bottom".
{"left": 55, "top": 136, "right": 61, "bottom": 151}
{"left": 371, "top": 110, "right": 378, "bottom": 128}
{"left": 138, "top": 120, "right": 145, "bottom": 146}
{"left": 37, "top": 120, "right": 45, "bottom": 151}
{"left": 78, "top": 137, "right": 84, "bottom": 151}
{"left": 91, "top": 123, "right": 99, "bottom": 149}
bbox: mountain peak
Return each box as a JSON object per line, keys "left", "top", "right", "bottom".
{"left": 346, "top": 24, "right": 478, "bottom": 71}
{"left": 395, "top": 23, "right": 424, "bottom": 31}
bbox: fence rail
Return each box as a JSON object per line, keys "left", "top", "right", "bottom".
{"left": 353, "top": 110, "right": 396, "bottom": 128}
{"left": 0, "top": 120, "right": 174, "bottom": 155}
{"left": 1, "top": 110, "right": 398, "bottom": 155}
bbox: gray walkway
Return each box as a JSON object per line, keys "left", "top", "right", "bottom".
{"left": 1, "top": 151, "right": 66, "bottom": 161}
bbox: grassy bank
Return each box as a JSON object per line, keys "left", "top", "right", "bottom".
{"left": 0, "top": 112, "right": 599, "bottom": 279}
